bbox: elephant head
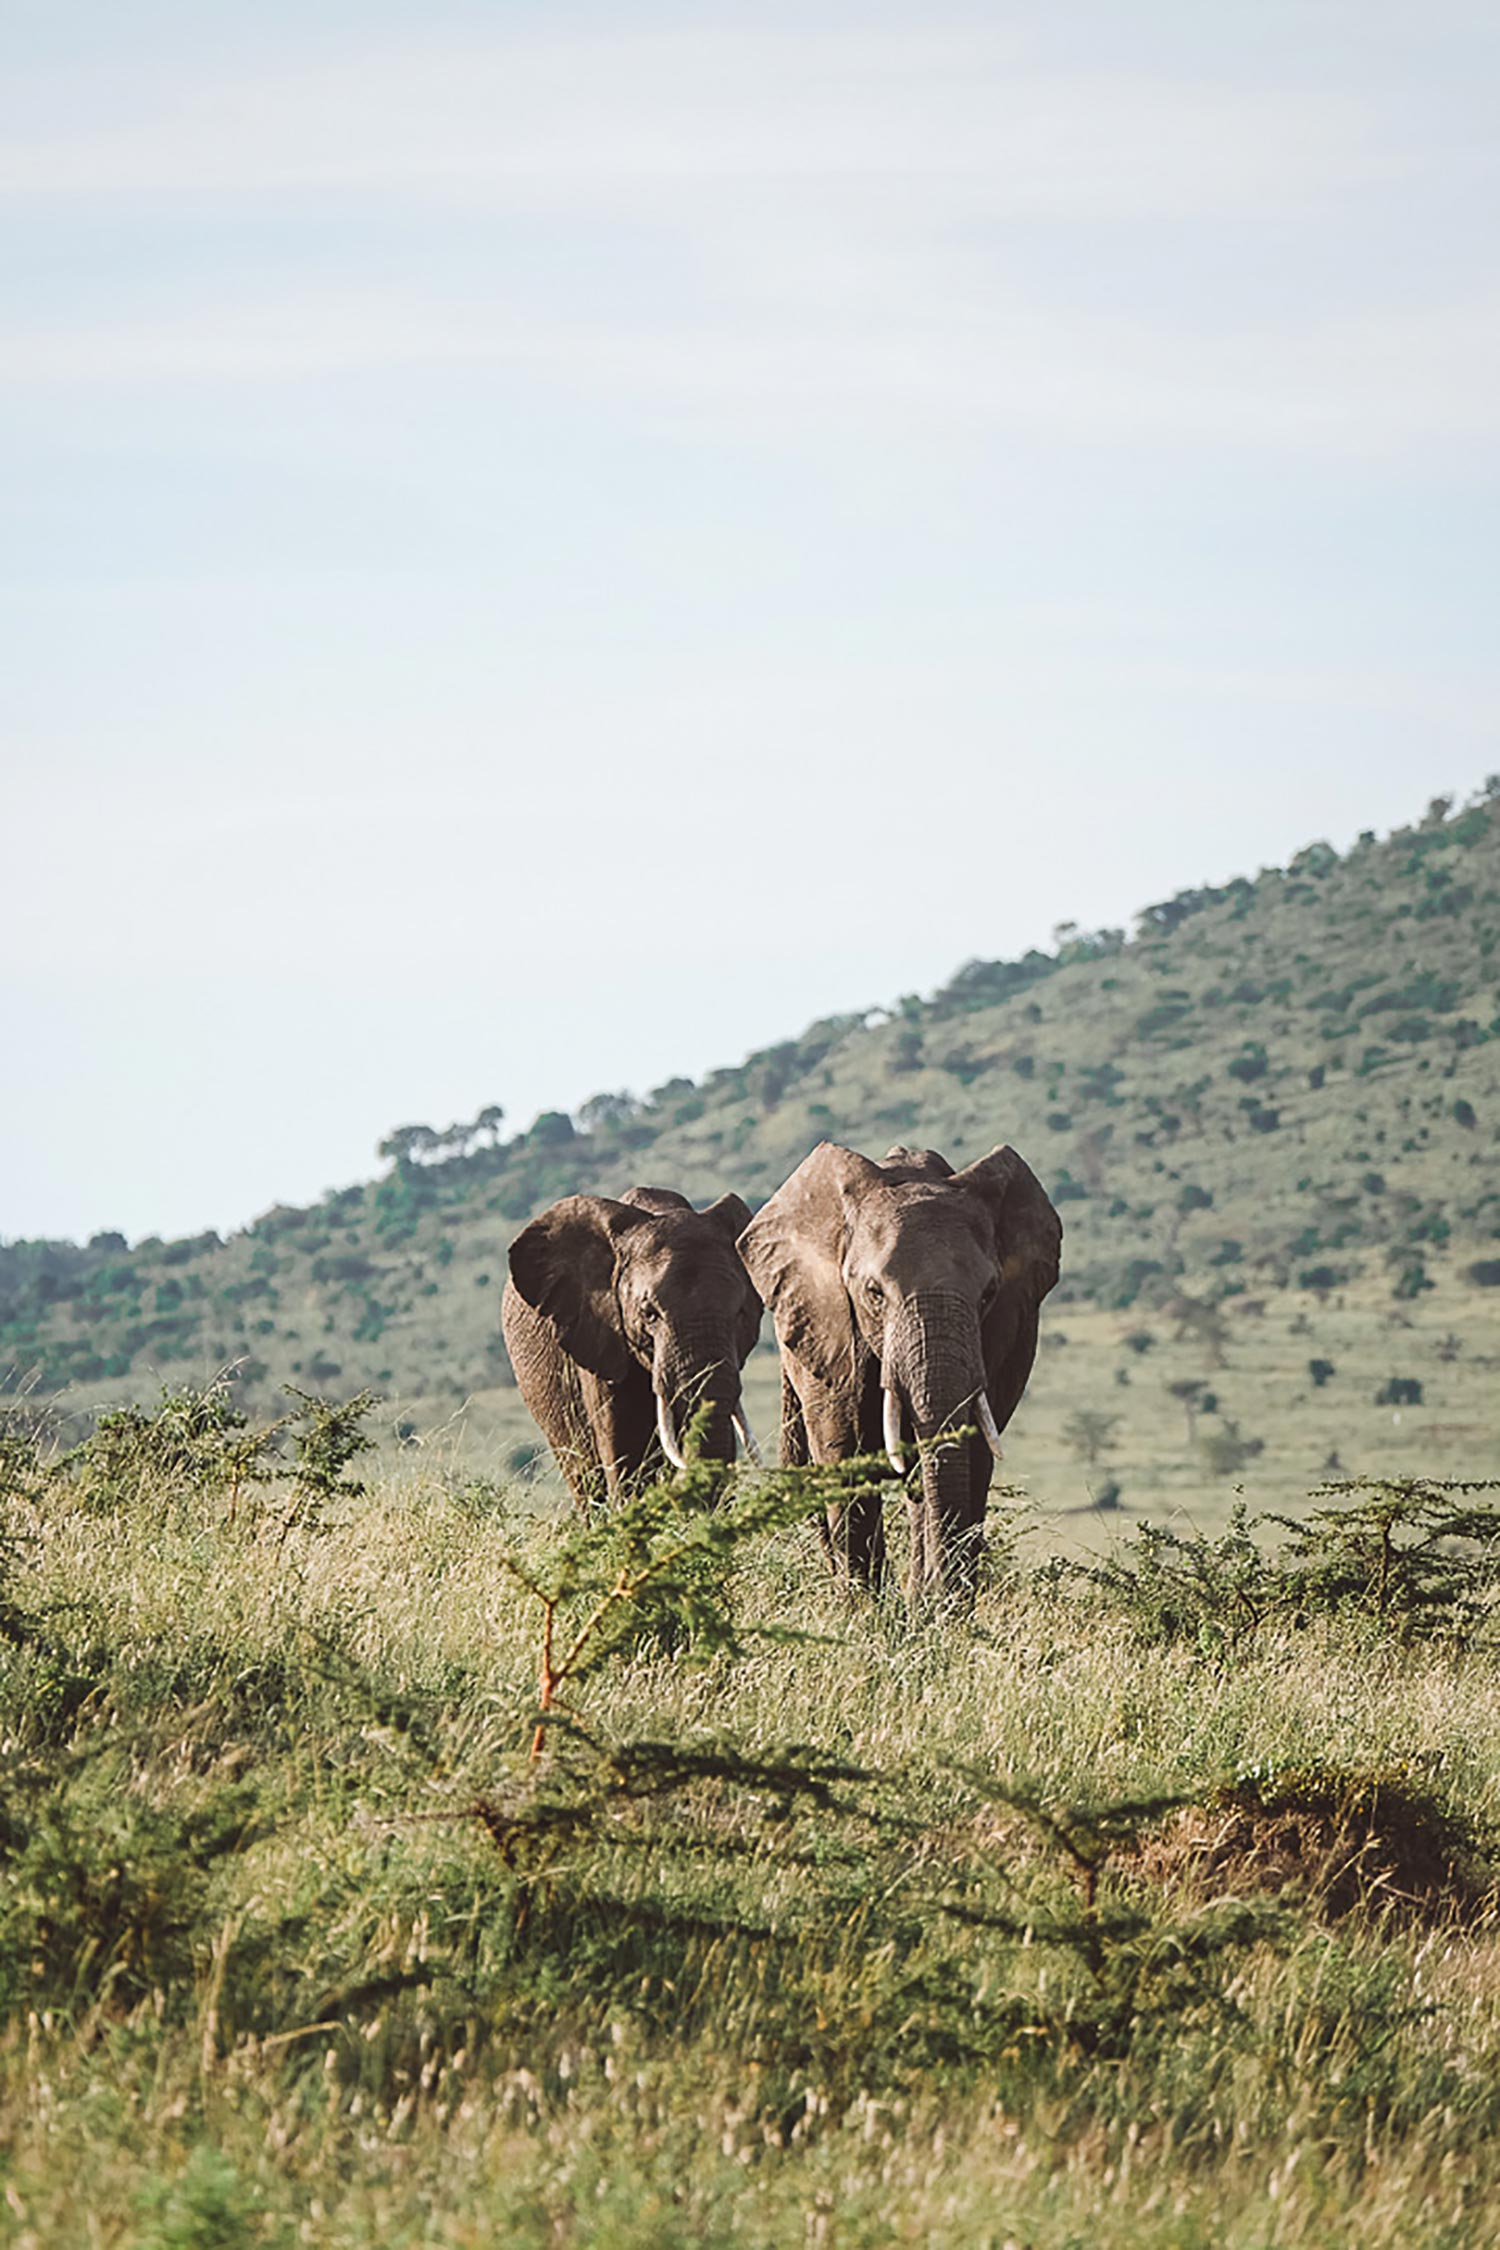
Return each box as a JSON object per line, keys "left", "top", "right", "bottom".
{"left": 507, "top": 1186, "right": 763, "bottom": 1466}
{"left": 738, "top": 1142, "right": 1060, "bottom": 1602}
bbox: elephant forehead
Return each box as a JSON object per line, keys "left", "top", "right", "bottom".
{"left": 847, "top": 1185, "right": 992, "bottom": 1271}
{"left": 622, "top": 1219, "right": 742, "bottom": 1293}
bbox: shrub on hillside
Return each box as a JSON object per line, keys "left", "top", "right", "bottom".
{"left": 1375, "top": 1378, "right": 1424, "bottom": 1408}
{"left": 1227, "top": 1044, "right": 1269, "bottom": 1083}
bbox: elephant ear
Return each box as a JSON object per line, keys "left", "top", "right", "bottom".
{"left": 736, "top": 1143, "right": 882, "bottom": 1387}
{"left": 700, "top": 1193, "right": 764, "bottom": 1364}
{"left": 506, "top": 1195, "right": 651, "bottom": 1380}
{"left": 951, "top": 1145, "right": 1062, "bottom": 1301}
{"left": 952, "top": 1146, "right": 1064, "bottom": 1432}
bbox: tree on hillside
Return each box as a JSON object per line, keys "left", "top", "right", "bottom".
{"left": 1062, "top": 1410, "right": 1121, "bottom": 1472}
{"left": 378, "top": 1124, "right": 439, "bottom": 1168}
{"left": 1168, "top": 1294, "right": 1231, "bottom": 1368}
{"left": 1167, "top": 1378, "right": 1209, "bottom": 1442}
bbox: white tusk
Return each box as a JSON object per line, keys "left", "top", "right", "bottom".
{"left": 976, "top": 1390, "right": 1006, "bottom": 1462}
{"left": 883, "top": 1388, "right": 907, "bottom": 1476}
{"left": 732, "top": 1410, "right": 763, "bottom": 1465}
{"left": 656, "top": 1391, "right": 687, "bottom": 1471}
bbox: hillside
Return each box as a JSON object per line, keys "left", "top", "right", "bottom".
{"left": 6, "top": 787, "right": 1500, "bottom": 1520}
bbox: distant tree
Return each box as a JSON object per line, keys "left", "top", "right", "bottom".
{"left": 1062, "top": 1409, "right": 1121, "bottom": 1471}
{"left": 1201, "top": 1418, "right": 1264, "bottom": 1479}
{"left": 1169, "top": 1294, "right": 1231, "bottom": 1367}
{"left": 378, "top": 1123, "right": 438, "bottom": 1168}
{"left": 576, "top": 1091, "right": 641, "bottom": 1136}
{"left": 529, "top": 1111, "right": 575, "bottom": 1148}
{"left": 1375, "top": 1377, "right": 1424, "bottom": 1408}
{"left": 1391, "top": 1257, "right": 1433, "bottom": 1302}
{"left": 1308, "top": 1358, "right": 1336, "bottom": 1389}
{"left": 1167, "top": 1378, "right": 1208, "bottom": 1442}
{"left": 1227, "top": 1043, "right": 1269, "bottom": 1084}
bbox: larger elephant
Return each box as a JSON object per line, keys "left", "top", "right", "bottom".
{"left": 737, "top": 1142, "right": 1060, "bottom": 1606}
{"left": 502, "top": 1186, "right": 763, "bottom": 1510}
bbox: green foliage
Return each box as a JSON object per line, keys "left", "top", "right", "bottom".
{"left": 1201, "top": 1417, "right": 1265, "bottom": 1479}
{"left": 51, "top": 1375, "right": 380, "bottom": 1537}
{"left": 0, "top": 1744, "right": 256, "bottom": 2022}
{"left": 1227, "top": 1041, "right": 1269, "bottom": 1083}
{"left": 278, "top": 1385, "right": 380, "bottom": 1533}
{"left": 1046, "top": 1501, "right": 1283, "bottom": 1656}
{"left": 500, "top": 1438, "right": 863, "bottom": 1746}
{"left": 59, "top": 1376, "right": 273, "bottom": 1515}
{"left": 1375, "top": 1377, "right": 1424, "bottom": 1407}
{"left": 1270, "top": 1477, "right": 1500, "bottom": 1639}
{"left": 1061, "top": 1409, "right": 1121, "bottom": 1470}
{"left": 1068, "top": 1478, "right": 1500, "bottom": 1651}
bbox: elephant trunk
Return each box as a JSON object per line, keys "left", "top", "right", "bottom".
{"left": 882, "top": 1291, "right": 992, "bottom": 1608}
{"left": 653, "top": 1323, "right": 744, "bottom": 1468}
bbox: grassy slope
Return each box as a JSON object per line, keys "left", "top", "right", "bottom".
{"left": 5, "top": 794, "right": 1500, "bottom": 1527}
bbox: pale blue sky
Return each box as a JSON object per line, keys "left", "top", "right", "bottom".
{"left": 4, "top": 2, "right": 1498, "bottom": 1243}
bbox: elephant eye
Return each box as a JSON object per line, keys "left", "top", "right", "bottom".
{"left": 865, "top": 1279, "right": 884, "bottom": 1303}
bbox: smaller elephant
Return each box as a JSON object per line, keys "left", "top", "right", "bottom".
{"left": 502, "top": 1186, "right": 763, "bottom": 1510}
{"left": 738, "top": 1141, "right": 1061, "bottom": 1606}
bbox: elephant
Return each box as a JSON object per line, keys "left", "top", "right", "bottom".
{"left": 736, "top": 1142, "right": 1061, "bottom": 1607}
{"left": 502, "top": 1186, "right": 764, "bottom": 1511}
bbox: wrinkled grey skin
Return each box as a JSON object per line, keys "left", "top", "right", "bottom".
{"left": 738, "top": 1143, "right": 1061, "bottom": 1608}
{"left": 502, "top": 1186, "right": 762, "bottom": 1512}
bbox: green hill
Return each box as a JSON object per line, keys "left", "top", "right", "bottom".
{"left": 6, "top": 786, "right": 1500, "bottom": 1520}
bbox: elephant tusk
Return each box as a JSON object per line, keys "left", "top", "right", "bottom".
{"left": 732, "top": 1410, "right": 763, "bottom": 1465}
{"left": 883, "top": 1388, "right": 907, "bottom": 1476}
{"left": 656, "top": 1391, "right": 688, "bottom": 1472}
{"left": 976, "top": 1390, "right": 1006, "bottom": 1462}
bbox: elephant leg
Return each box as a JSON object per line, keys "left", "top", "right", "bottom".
{"left": 956, "top": 1434, "right": 993, "bottom": 1593}
{"left": 785, "top": 1355, "right": 888, "bottom": 1591}
{"left": 907, "top": 1434, "right": 989, "bottom": 1611}
{"left": 503, "top": 1286, "right": 608, "bottom": 1514}
{"left": 538, "top": 1361, "right": 611, "bottom": 1516}
{"left": 578, "top": 1366, "right": 657, "bottom": 1498}
{"left": 780, "top": 1368, "right": 809, "bottom": 1467}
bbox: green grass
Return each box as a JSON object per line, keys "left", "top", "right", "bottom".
{"left": 4, "top": 1433, "right": 1500, "bottom": 2246}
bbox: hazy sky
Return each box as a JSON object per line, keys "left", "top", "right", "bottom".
{"left": 4, "top": 1, "right": 1498, "bottom": 1245}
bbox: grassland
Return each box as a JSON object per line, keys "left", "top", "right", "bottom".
{"left": 4, "top": 1408, "right": 1500, "bottom": 2247}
